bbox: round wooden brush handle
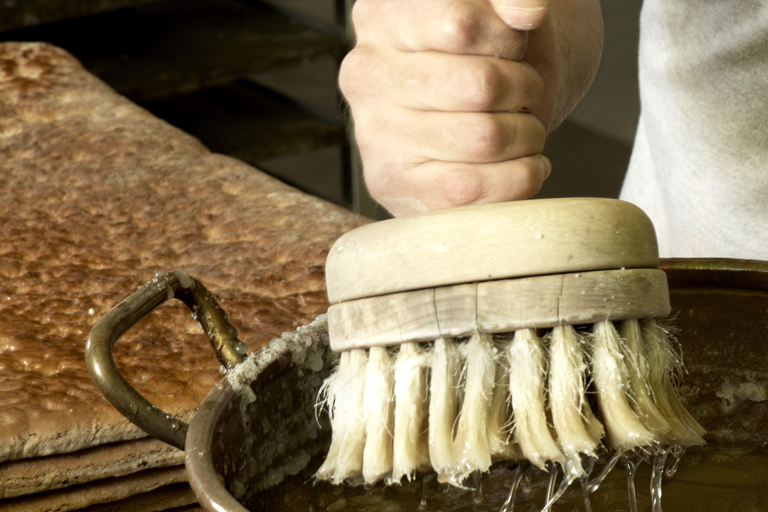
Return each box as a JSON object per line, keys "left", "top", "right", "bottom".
{"left": 326, "top": 198, "right": 661, "bottom": 304}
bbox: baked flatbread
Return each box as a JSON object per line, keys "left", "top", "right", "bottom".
{"left": 0, "top": 41, "right": 365, "bottom": 504}
{"left": 0, "top": 467, "right": 190, "bottom": 512}
{"left": 0, "top": 438, "right": 183, "bottom": 499}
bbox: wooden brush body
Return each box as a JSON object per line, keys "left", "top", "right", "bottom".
{"left": 318, "top": 198, "right": 704, "bottom": 487}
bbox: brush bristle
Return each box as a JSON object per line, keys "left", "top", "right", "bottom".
{"left": 508, "top": 328, "right": 565, "bottom": 470}
{"left": 316, "top": 349, "right": 368, "bottom": 484}
{"left": 548, "top": 324, "right": 603, "bottom": 481}
{"left": 362, "top": 346, "right": 394, "bottom": 483}
{"left": 427, "top": 337, "right": 461, "bottom": 483}
{"left": 316, "top": 319, "right": 704, "bottom": 487}
{"left": 391, "top": 342, "right": 430, "bottom": 482}
{"left": 452, "top": 333, "right": 496, "bottom": 481}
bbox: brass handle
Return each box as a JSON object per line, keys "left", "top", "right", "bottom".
{"left": 85, "top": 270, "right": 245, "bottom": 450}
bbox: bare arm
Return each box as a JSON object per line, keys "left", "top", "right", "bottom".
{"left": 340, "top": 0, "right": 604, "bottom": 216}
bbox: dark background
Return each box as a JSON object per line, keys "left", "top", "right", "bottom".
{"left": 0, "top": 0, "right": 642, "bottom": 219}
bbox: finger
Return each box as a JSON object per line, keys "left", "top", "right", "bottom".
{"left": 355, "top": 108, "right": 546, "bottom": 165}
{"left": 353, "top": 0, "right": 528, "bottom": 60}
{"left": 490, "top": 0, "right": 550, "bottom": 31}
{"left": 366, "top": 155, "right": 552, "bottom": 216}
{"left": 341, "top": 46, "right": 543, "bottom": 114}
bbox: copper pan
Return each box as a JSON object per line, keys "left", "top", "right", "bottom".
{"left": 85, "top": 259, "right": 768, "bottom": 511}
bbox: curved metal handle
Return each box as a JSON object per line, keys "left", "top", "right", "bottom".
{"left": 85, "top": 270, "right": 246, "bottom": 450}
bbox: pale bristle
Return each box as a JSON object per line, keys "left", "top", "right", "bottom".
{"left": 548, "top": 325, "right": 603, "bottom": 480}
{"left": 391, "top": 342, "right": 430, "bottom": 483}
{"left": 316, "top": 349, "right": 368, "bottom": 484}
{"left": 508, "top": 328, "right": 565, "bottom": 470}
{"left": 428, "top": 337, "right": 461, "bottom": 484}
{"left": 316, "top": 317, "right": 704, "bottom": 488}
{"left": 486, "top": 336, "right": 519, "bottom": 460}
{"left": 362, "top": 346, "right": 395, "bottom": 484}
{"left": 619, "top": 319, "right": 673, "bottom": 437}
{"left": 591, "top": 320, "right": 655, "bottom": 453}
{"left": 643, "top": 319, "right": 706, "bottom": 445}
{"left": 452, "top": 332, "right": 496, "bottom": 480}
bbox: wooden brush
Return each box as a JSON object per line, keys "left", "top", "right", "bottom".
{"left": 316, "top": 197, "right": 704, "bottom": 489}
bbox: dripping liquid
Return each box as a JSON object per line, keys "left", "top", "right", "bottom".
{"left": 246, "top": 443, "right": 768, "bottom": 512}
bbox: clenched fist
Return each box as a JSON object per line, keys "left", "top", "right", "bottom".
{"left": 340, "top": 0, "right": 603, "bottom": 216}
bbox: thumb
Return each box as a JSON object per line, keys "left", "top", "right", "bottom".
{"left": 490, "top": 0, "right": 549, "bottom": 30}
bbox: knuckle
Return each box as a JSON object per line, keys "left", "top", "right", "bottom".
{"left": 459, "top": 61, "right": 504, "bottom": 111}
{"left": 438, "top": 5, "right": 484, "bottom": 51}
{"left": 459, "top": 115, "right": 509, "bottom": 160}
{"left": 455, "top": 61, "right": 544, "bottom": 115}
{"left": 338, "top": 48, "right": 371, "bottom": 100}
{"left": 441, "top": 169, "right": 484, "bottom": 207}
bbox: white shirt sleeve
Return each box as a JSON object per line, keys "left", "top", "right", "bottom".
{"left": 620, "top": 0, "right": 768, "bottom": 259}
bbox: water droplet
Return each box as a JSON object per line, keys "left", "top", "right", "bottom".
{"left": 665, "top": 446, "right": 685, "bottom": 477}
{"left": 419, "top": 474, "right": 436, "bottom": 511}
{"left": 176, "top": 270, "right": 194, "bottom": 288}
{"left": 171, "top": 420, "right": 180, "bottom": 431}
{"left": 625, "top": 455, "right": 639, "bottom": 512}
{"left": 219, "top": 365, "right": 227, "bottom": 374}
{"left": 501, "top": 465, "right": 525, "bottom": 512}
{"left": 468, "top": 471, "right": 483, "bottom": 503}
{"left": 235, "top": 341, "right": 248, "bottom": 355}
{"left": 588, "top": 451, "right": 621, "bottom": 493}
{"left": 580, "top": 457, "right": 597, "bottom": 512}
{"left": 651, "top": 447, "right": 672, "bottom": 511}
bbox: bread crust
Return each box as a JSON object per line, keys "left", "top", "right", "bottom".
{"left": 0, "top": 42, "right": 366, "bottom": 467}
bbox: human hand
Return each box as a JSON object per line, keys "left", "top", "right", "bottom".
{"left": 340, "top": 0, "right": 559, "bottom": 216}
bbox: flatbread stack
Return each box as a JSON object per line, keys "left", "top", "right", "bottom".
{"left": 0, "top": 42, "right": 365, "bottom": 511}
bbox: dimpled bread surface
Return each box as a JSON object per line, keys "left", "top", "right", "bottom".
{"left": 0, "top": 42, "right": 366, "bottom": 465}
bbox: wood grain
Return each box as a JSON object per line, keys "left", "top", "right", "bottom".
{"left": 326, "top": 198, "right": 660, "bottom": 303}
{"left": 328, "top": 269, "right": 670, "bottom": 351}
